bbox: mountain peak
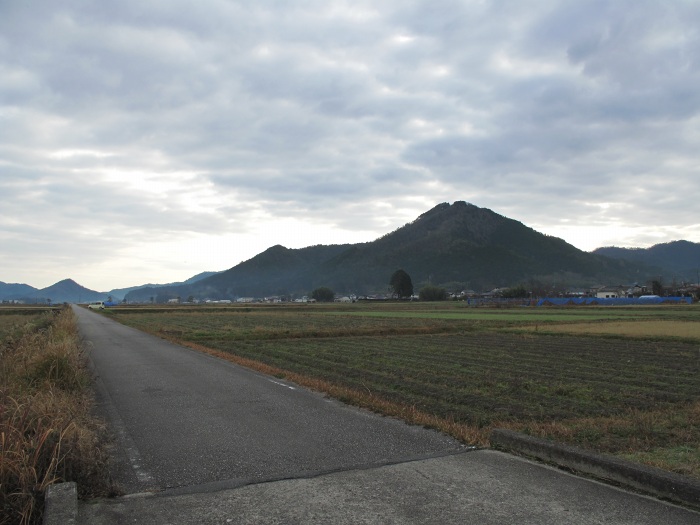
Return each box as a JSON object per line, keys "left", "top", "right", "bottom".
{"left": 399, "top": 201, "right": 506, "bottom": 245}
{"left": 54, "top": 278, "right": 80, "bottom": 286}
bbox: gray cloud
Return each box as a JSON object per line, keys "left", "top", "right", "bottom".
{"left": 1, "top": 0, "right": 699, "bottom": 289}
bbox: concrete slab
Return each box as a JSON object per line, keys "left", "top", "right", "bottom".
{"left": 77, "top": 450, "right": 700, "bottom": 525}
{"left": 44, "top": 482, "right": 77, "bottom": 525}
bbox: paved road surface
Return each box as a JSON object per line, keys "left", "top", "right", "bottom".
{"left": 75, "top": 305, "right": 461, "bottom": 494}
{"left": 75, "top": 305, "right": 700, "bottom": 524}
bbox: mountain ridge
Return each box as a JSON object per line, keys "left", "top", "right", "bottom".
{"left": 4, "top": 202, "right": 696, "bottom": 303}
{"left": 124, "top": 202, "right": 666, "bottom": 302}
{"left": 0, "top": 278, "right": 105, "bottom": 304}
{"left": 593, "top": 241, "right": 700, "bottom": 283}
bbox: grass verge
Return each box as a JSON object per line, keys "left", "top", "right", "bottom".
{"left": 0, "top": 307, "right": 115, "bottom": 525}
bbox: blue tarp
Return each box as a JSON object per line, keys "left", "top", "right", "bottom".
{"left": 536, "top": 297, "right": 692, "bottom": 306}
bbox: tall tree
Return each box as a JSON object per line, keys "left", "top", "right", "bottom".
{"left": 390, "top": 269, "right": 414, "bottom": 299}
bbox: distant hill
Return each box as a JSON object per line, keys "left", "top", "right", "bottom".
{"left": 0, "top": 282, "right": 38, "bottom": 301}
{"left": 0, "top": 271, "right": 222, "bottom": 304}
{"left": 126, "top": 202, "right": 654, "bottom": 302}
{"left": 30, "top": 279, "right": 105, "bottom": 304}
{"left": 593, "top": 241, "right": 700, "bottom": 282}
{"left": 125, "top": 245, "right": 353, "bottom": 302}
{"left": 105, "top": 271, "right": 221, "bottom": 300}
{"left": 0, "top": 278, "right": 104, "bottom": 304}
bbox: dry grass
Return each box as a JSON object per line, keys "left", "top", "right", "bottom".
{"left": 497, "top": 402, "right": 700, "bottom": 476}
{"left": 0, "top": 307, "right": 115, "bottom": 525}
{"left": 522, "top": 320, "right": 700, "bottom": 341}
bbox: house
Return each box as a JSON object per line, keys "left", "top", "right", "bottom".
{"left": 624, "top": 283, "right": 647, "bottom": 297}
{"left": 595, "top": 286, "right": 622, "bottom": 299}
{"left": 595, "top": 283, "right": 647, "bottom": 299}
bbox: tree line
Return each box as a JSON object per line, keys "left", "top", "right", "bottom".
{"left": 311, "top": 269, "right": 450, "bottom": 302}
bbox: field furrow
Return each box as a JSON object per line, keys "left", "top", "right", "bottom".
{"left": 107, "top": 303, "right": 700, "bottom": 479}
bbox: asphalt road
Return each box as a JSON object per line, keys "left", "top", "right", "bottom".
{"left": 75, "top": 305, "right": 700, "bottom": 524}
{"left": 75, "top": 305, "right": 462, "bottom": 494}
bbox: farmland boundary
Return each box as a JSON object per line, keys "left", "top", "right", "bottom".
{"left": 491, "top": 429, "right": 700, "bottom": 510}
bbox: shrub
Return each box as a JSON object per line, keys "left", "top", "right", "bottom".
{"left": 419, "top": 285, "right": 448, "bottom": 301}
{"left": 311, "top": 287, "right": 335, "bottom": 302}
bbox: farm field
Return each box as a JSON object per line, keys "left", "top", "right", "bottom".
{"left": 105, "top": 302, "right": 700, "bottom": 479}
{"left": 0, "top": 306, "right": 56, "bottom": 341}
{"left": 518, "top": 320, "right": 700, "bottom": 340}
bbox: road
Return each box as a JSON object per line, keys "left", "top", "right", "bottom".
{"left": 74, "top": 305, "right": 700, "bottom": 524}
{"left": 75, "top": 305, "right": 462, "bottom": 493}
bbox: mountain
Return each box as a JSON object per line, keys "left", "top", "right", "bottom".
{"left": 0, "top": 282, "right": 38, "bottom": 301}
{"left": 105, "top": 271, "right": 221, "bottom": 301}
{"left": 125, "top": 245, "right": 353, "bottom": 302}
{"left": 1, "top": 278, "right": 104, "bottom": 304}
{"left": 593, "top": 241, "right": 700, "bottom": 283}
{"left": 183, "top": 271, "right": 220, "bottom": 284}
{"left": 30, "top": 279, "right": 105, "bottom": 304}
{"left": 126, "top": 202, "right": 653, "bottom": 302}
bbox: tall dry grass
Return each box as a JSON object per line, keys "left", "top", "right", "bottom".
{"left": 0, "top": 307, "right": 114, "bottom": 525}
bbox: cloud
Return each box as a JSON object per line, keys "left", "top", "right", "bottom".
{"left": 1, "top": 0, "right": 699, "bottom": 289}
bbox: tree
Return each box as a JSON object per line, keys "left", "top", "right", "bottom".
{"left": 311, "top": 287, "right": 335, "bottom": 302}
{"left": 501, "top": 285, "right": 529, "bottom": 299}
{"left": 419, "top": 285, "right": 447, "bottom": 301}
{"left": 390, "top": 269, "right": 414, "bottom": 299}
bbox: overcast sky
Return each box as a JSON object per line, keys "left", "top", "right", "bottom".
{"left": 2, "top": 1, "right": 699, "bottom": 291}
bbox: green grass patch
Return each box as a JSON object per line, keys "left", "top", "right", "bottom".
{"left": 621, "top": 445, "right": 700, "bottom": 478}
{"left": 323, "top": 310, "right": 629, "bottom": 322}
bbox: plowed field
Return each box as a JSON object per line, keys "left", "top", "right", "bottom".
{"left": 106, "top": 303, "right": 700, "bottom": 478}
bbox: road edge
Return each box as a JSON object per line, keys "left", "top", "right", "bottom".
{"left": 490, "top": 428, "right": 700, "bottom": 510}
{"left": 45, "top": 431, "right": 700, "bottom": 523}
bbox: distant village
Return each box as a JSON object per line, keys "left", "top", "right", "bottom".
{"left": 3, "top": 279, "right": 698, "bottom": 307}
{"left": 127, "top": 281, "right": 698, "bottom": 306}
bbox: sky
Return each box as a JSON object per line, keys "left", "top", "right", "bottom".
{"left": 2, "top": 1, "right": 699, "bottom": 292}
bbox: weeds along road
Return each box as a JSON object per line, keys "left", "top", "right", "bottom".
{"left": 73, "top": 305, "right": 463, "bottom": 494}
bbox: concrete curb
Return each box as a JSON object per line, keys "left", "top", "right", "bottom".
{"left": 43, "top": 482, "right": 77, "bottom": 525}
{"left": 490, "top": 428, "right": 700, "bottom": 510}
{"left": 44, "top": 432, "right": 700, "bottom": 522}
